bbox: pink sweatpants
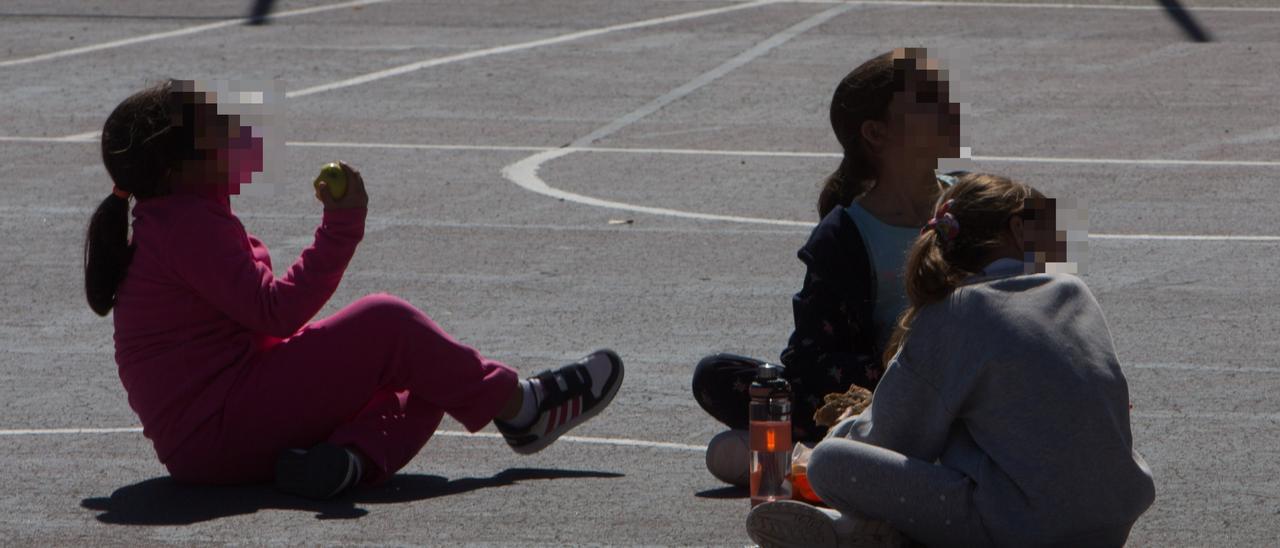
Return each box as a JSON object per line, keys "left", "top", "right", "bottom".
{"left": 163, "top": 293, "right": 519, "bottom": 484}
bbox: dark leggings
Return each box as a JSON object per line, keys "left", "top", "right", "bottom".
{"left": 691, "top": 353, "right": 772, "bottom": 432}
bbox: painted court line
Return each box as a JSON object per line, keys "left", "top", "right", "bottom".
{"left": 1129, "top": 363, "right": 1280, "bottom": 375}
{"left": 286, "top": 0, "right": 778, "bottom": 98}
{"left": 11, "top": 204, "right": 1277, "bottom": 241}
{"left": 8, "top": 135, "right": 1280, "bottom": 169}
{"left": 804, "top": 0, "right": 1280, "bottom": 12}
{"left": 2, "top": 136, "right": 1277, "bottom": 241}
{"left": 504, "top": 149, "right": 1280, "bottom": 239}
{"left": 506, "top": 4, "right": 855, "bottom": 226}
{"left": 508, "top": 149, "right": 816, "bottom": 227}
{"left": 565, "top": 4, "right": 855, "bottom": 148}
{"left": 0, "top": 0, "right": 397, "bottom": 69}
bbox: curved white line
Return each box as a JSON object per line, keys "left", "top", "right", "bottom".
{"left": 503, "top": 149, "right": 812, "bottom": 227}
{"left": 502, "top": 147, "right": 1280, "bottom": 242}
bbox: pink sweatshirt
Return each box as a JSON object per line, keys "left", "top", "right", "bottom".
{"left": 112, "top": 192, "right": 366, "bottom": 462}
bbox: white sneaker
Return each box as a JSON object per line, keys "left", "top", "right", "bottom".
{"left": 705, "top": 429, "right": 750, "bottom": 487}
{"left": 746, "top": 500, "right": 906, "bottom": 548}
{"left": 495, "top": 349, "right": 624, "bottom": 455}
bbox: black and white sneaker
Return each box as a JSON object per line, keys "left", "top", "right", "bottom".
{"left": 746, "top": 500, "right": 906, "bottom": 548}
{"left": 274, "top": 442, "right": 362, "bottom": 500}
{"left": 495, "top": 349, "right": 624, "bottom": 455}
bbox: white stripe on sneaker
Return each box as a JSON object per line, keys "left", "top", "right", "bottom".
{"left": 545, "top": 405, "right": 559, "bottom": 435}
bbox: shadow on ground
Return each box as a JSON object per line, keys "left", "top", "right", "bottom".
{"left": 695, "top": 485, "right": 748, "bottom": 499}
{"left": 81, "top": 467, "right": 623, "bottom": 524}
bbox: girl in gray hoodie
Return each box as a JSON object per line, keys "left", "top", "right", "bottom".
{"left": 747, "top": 173, "right": 1155, "bottom": 548}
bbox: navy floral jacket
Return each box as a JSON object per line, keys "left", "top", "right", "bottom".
{"left": 780, "top": 173, "right": 962, "bottom": 441}
{"left": 779, "top": 204, "right": 882, "bottom": 441}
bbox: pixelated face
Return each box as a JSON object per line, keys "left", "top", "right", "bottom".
{"left": 175, "top": 86, "right": 266, "bottom": 196}
{"left": 885, "top": 57, "right": 962, "bottom": 162}
{"left": 1018, "top": 198, "right": 1069, "bottom": 265}
{"left": 221, "top": 122, "right": 264, "bottom": 194}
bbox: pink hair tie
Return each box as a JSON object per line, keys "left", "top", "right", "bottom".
{"left": 921, "top": 199, "right": 960, "bottom": 242}
{"left": 111, "top": 186, "right": 131, "bottom": 200}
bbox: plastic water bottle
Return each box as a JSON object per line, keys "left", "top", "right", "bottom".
{"left": 749, "top": 363, "right": 792, "bottom": 506}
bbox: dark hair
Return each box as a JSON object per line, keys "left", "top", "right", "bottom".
{"left": 818, "top": 47, "right": 939, "bottom": 218}
{"left": 882, "top": 173, "right": 1046, "bottom": 365}
{"left": 84, "top": 80, "right": 221, "bottom": 316}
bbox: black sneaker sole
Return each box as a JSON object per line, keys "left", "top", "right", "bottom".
{"left": 274, "top": 443, "right": 357, "bottom": 500}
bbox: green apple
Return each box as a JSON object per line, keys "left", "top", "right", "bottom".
{"left": 313, "top": 162, "right": 348, "bottom": 199}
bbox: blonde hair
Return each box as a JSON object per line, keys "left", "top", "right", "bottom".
{"left": 882, "top": 173, "right": 1046, "bottom": 365}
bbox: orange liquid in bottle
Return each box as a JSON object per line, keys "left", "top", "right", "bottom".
{"left": 749, "top": 420, "right": 792, "bottom": 506}
{"left": 749, "top": 420, "right": 792, "bottom": 452}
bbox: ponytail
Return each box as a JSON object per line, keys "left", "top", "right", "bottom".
{"left": 881, "top": 229, "right": 969, "bottom": 364}
{"left": 817, "top": 156, "right": 874, "bottom": 219}
{"left": 84, "top": 78, "right": 193, "bottom": 315}
{"left": 84, "top": 194, "right": 133, "bottom": 316}
{"left": 881, "top": 173, "right": 1043, "bottom": 366}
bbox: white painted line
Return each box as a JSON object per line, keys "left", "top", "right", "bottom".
{"left": 0, "top": 135, "right": 98, "bottom": 144}
{"left": 1091, "top": 234, "right": 1280, "bottom": 242}
{"left": 290, "top": 141, "right": 551, "bottom": 153}
{"left": 1129, "top": 363, "right": 1280, "bottom": 374}
{"left": 0, "top": 204, "right": 1274, "bottom": 242}
{"left": 803, "top": 0, "right": 1280, "bottom": 12}
{"left": 5, "top": 135, "right": 1277, "bottom": 169}
{"left": 505, "top": 149, "right": 815, "bottom": 227}
{"left": 506, "top": 151, "right": 1280, "bottom": 239}
{"left": 1133, "top": 411, "right": 1280, "bottom": 422}
{"left": 0, "top": 426, "right": 707, "bottom": 451}
{"left": 0, "top": 0, "right": 397, "bottom": 69}
{"left": 567, "top": 4, "right": 855, "bottom": 148}
{"left": 0, "top": 427, "right": 143, "bottom": 436}
{"left": 977, "top": 155, "right": 1280, "bottom": 168}
{"left": 505, "top": 5, "right": 854, "bottom": 227}
{"left": 286, "top": 0, "right": 778, "bottom": 98}
{"left": 56, "top": 130, "right": 102, "bottom": 142}
{"left": 2, "top": 135, "right": 1276, "bottom": 241}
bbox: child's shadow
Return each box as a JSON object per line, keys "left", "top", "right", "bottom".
{"left": 81, "top": 467, "right": 622, "bottom": 524}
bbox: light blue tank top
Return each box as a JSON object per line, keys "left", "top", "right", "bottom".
{"left": 843, "top": 204, "right": 921, "bottom": 350}
{"left": 845, "top": 173, "right": 958, "bottom": 350}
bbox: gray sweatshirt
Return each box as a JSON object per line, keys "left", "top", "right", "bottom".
{"left": 831, "top": 271, "right": 1155, "bottom": 545}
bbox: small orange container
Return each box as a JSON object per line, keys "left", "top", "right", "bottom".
{"left": 789, "top": 469, "right": 824, "bottom": 505}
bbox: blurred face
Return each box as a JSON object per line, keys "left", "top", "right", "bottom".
{"left": 883, "top": 68, "right": 962, "bottom": 162}
{"left": 178, "top": 106, "right": 263, "bottom": 196}
{"left": 221, "top": 122, "right": 264, "bottom": 194}
{"left": 1015, "top": 198, "right": 1069, "bottom": 266}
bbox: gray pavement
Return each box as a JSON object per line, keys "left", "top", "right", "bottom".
{"left": 2, "top": 0, "right": 1278, "bottom": 545}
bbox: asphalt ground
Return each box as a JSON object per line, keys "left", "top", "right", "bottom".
{"left": 2, "top": 0, "right": 1278, "bottom": 545}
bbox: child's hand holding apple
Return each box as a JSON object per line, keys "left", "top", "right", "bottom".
{"left": 314, "top": 161, "right": 368, "bottom": 210}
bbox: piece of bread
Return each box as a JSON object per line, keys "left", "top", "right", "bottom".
{"left": 812, "top": 385, "right": 873, "bottom": 427}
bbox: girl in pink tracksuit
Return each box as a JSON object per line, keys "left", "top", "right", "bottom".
{"left": 84, "top": 80, "right": 624, "bottom": 499}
